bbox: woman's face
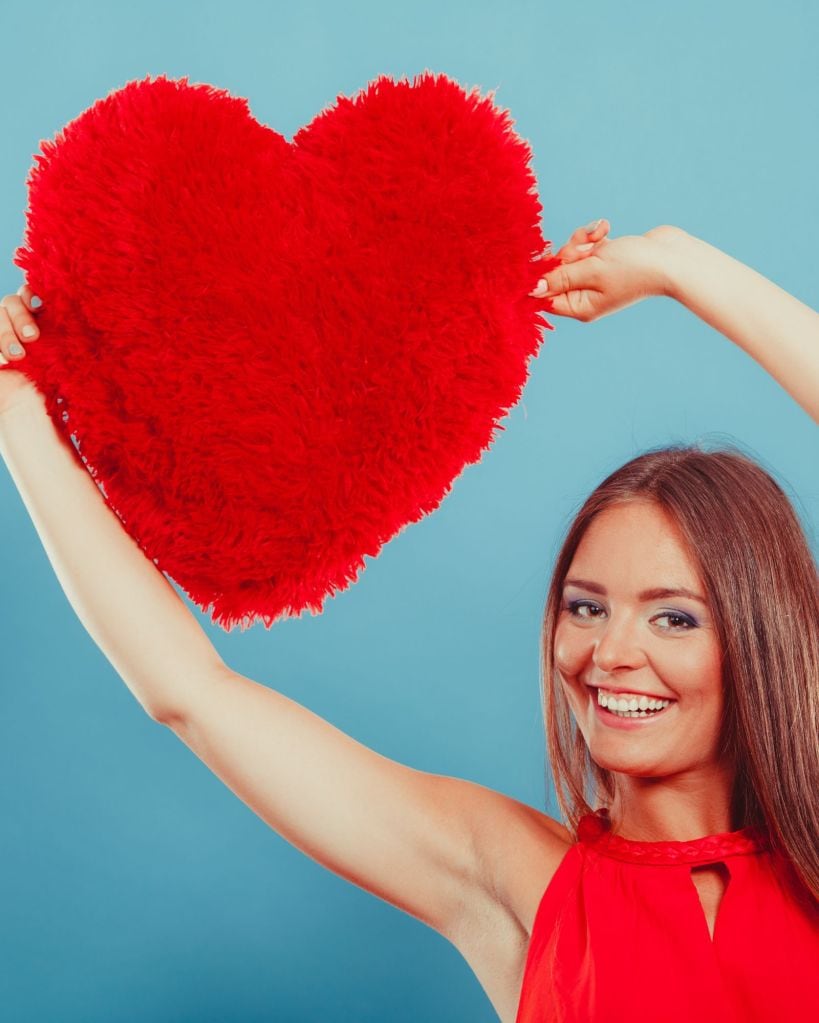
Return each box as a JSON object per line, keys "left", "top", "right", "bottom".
{"left": 553, "top": 500, "right": 727, "bottom": 780}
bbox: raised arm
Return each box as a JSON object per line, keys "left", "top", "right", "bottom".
{"left": 0, "top": 381, "right": 227, "bottom": 720}
{"left": 0, "top": 289, "right": 566, "bottom": 961}
{"left": 531, "top": 222, "right": 819, "bottom": 423}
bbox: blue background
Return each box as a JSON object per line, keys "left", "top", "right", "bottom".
{"left": 1, "top": 1, "right": 817, "bottom": 1020}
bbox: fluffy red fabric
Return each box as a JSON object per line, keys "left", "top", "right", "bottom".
{"left": 10, "top": 71, "right": 559, "bottom": 630}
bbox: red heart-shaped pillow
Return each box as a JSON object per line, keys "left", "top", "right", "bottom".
{"left": 11, "top": 71, "right": 557, "bottom": 630}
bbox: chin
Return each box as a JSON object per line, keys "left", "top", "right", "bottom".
{"left": 587, "top": 744, "right": 670, "bottom": 778}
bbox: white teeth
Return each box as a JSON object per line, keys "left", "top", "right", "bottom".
{"left": 596, "top": 689, "right": 672, "bottom": 718}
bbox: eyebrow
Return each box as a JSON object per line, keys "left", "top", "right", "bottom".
{"left": 563, "top": 578, "right": 708, "bottom": 605}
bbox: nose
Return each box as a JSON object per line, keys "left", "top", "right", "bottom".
{"left": 592, "top": 612, "right": 648, "bottom": 674}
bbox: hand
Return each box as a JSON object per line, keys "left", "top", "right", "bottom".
{"left": 530, "top": 221, "right": 681, "bottom": 322}
{"left": 0, "top": 285, "right": 42, "bottom": 414}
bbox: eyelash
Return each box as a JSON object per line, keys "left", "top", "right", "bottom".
{"left": 564, "top": 599, "right": 697, "bottom": 631}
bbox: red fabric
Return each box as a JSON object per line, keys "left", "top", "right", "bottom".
{"left": 515, "top": 809, "right": 819, "bottom": 1022}
{"left": 10, "top": 72, "right": 558, "bottom": 631}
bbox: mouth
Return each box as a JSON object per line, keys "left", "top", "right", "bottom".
{"left": 587, "top": 685, "right": 677, "bottom": 729}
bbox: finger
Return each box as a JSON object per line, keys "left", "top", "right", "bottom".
{"left": 556, "top": 219, "right": 610, "bottom": 262}
{"left": 584, "top": 218, "right": 609, "bottom": 240}
{"left": 559, "top": 240, "right": 606, "bottom": 264}
{"left": 534, "top": 221, "right": 610, "bottom": 264}
{"left": 15, "top": 282, "right": 44, "bottom": 314}
{"left": 1, "top": 293, "right": 40, "bottom": 344}
{"left": 0, "top": 305, "right": 27, "bottom": 362}
{"left": 559, "top": 220, "right": 604, "bottom": 250}
{"left": 529, "top": 258, "right": 597, "bottom": 298}
{"left": 546, "top": 291, "right": 596, "bottom": 320}
{"left": 571, "top": 218, "right": 609, "bottom": 243}
{"left": 545, "top": 293, "right": 572, "bottom": 317}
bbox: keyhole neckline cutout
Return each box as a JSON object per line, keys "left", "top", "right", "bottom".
{"left": 689, "top": 861, "right": 731, "bottom": 942}
{"left": 578, "top": 808, "right": 771, "bottom": 866}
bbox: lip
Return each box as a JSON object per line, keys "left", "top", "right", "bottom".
{"left": 590, "top": 688, "right": 676, "bottom": 730}
{"left": 588, "top": 684, "right": 673, "bottom": 701}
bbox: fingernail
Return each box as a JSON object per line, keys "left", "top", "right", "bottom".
{"left": 585, "top": 219, "right": 602, "bottom": 233}
{"left": 22, "top": 325, "right": 37, "bottom": 338}
{"left": 30, "top": 295, "right": 43, "bottom": 308}
{"left": 577, "top": 242, "right": 594, "bottom": 252}
{"left": 529, "top": 278, "right": 549, "bottom": 298}
{"left": 9, "top": 342, "right": 24, "bottom": 356}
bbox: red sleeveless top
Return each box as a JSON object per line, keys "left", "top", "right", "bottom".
{"left": 515, "top": 809, "right": 818, "bottom": 1022}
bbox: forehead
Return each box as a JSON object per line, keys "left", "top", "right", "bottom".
{"left": 568, "top": 501, "right": 701, "bottom": 585}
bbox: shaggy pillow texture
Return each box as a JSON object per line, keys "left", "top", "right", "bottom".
{"left": 10, "top": 71, "right": 558, "bottom": 630}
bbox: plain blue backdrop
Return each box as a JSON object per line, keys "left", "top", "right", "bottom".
{"left": 1, "top": 1, "right": 817, "bottom": 1020}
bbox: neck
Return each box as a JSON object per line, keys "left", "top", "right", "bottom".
{"left": 606, "top": 758, "right": 739, "bottom": 842}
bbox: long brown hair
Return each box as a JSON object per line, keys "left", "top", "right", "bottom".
{"left": 540, "top": 441, "right": 819, "bottom": 901}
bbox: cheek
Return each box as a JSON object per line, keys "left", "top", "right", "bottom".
{"left": 553, "top": 619, "right": 592, "bottom": 678}
{"left": 657, "top": 636, "right": 723, "bottom": 696}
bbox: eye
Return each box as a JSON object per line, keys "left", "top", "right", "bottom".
{"left": 564, "top": 600, "right": 697, "bottom": 631}
{"left": 653, "top": 612, "right": 696, "bottom": 631}
{"left": 565, "top": 599, "right": 605, "bottom": 620}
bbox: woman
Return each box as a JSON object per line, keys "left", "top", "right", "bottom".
{"left": 0, "top": 221, "right": 817, "bottom": 1022}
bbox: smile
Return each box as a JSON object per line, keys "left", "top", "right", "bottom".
{"left": 588, "top": 686, "right": 677, "bottom": 729}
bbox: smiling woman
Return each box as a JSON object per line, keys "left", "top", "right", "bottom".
{"left": 512, "top": 443, "right": 819, "bottom": 1021}
{"left": 543, "top": 445, "right": 818, "bottom": 860}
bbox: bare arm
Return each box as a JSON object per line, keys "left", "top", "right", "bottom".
{"left": 532, "top": 221, "right": 819, "bottom": 423}
{"left": 165, "top": 664, "right": 554, "bottom": 939}
{"left": 0, "top": 384, "right": 227, "bottom": 720}
{"left": 0, "top": 290, "right": 565, "bottom": 948}
{"left": 657, "top": 227, "right": 819, "bottom": 424}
